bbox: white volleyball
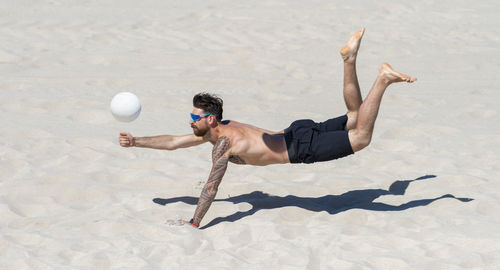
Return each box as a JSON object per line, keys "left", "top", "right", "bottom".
{"left": 110, "top": 92, "right": 141, "bottom": 122}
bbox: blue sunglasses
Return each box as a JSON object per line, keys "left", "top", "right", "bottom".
{"left": 190, "top": 113, "right": 211, "bottom": 122}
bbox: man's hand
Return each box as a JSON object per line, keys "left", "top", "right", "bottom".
{"left": 119, "top": 132, "right": 135, "bottom": 147}
{"left": 183, "top": 219, "right": 199, "bottom": 229}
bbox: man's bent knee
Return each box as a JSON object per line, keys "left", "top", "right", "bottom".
{"left": 345, "top": 111, "right": 358, "bottom": 131}
{"left": 348, "top": 130, "right": 371, "bottom": 152}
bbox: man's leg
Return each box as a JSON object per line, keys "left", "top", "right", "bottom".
{"left": 348, "top": 63, "right": 416, "bottom": 152}
{"left": 340, "top": 28, "right": 365, "bottom": 131}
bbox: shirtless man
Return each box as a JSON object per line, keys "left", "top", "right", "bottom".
{"left": 119, "top": 28, "right": 416, "bottom": 228}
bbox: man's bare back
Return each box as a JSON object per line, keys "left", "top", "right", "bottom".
{"left": 118, "top": 28, "right": 416, "bottom": 228}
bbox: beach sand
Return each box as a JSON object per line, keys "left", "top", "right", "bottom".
{"left": 1, "top": 0, "right": 500, "bottom": 269}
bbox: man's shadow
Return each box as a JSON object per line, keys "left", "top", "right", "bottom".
{"left": 153, "top": 175, "right": 473, "bottom": 229}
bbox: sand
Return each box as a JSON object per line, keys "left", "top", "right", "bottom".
{"left": 1, "top": 0, "right": 500, "bottom": 269}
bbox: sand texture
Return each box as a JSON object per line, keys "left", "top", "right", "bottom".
{"left": 1, "top": 0, "right": 500, "bottom": 269}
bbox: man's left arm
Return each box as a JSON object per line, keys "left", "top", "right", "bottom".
{"left": 189, "top": 136, "right": 231, "bottom": 228}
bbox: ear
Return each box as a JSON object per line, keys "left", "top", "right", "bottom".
{"left": 208, "top": 115, "right": 218, "bottom": 127}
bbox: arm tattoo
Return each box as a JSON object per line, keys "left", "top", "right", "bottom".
{"left": 192, "top": 136, "right": 230, "bottom": 225}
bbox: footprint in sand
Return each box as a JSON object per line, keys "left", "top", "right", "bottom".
{"left": 165, "top": 219, "right": 185, "bottom": 226}
{"left": 195, "top": 180, "right": 205, "bottom": 189}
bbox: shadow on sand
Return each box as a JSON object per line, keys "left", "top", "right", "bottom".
{"left": 153, "top": 175, "right": 473, "bottom": 229}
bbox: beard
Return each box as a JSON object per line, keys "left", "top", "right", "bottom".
{"left": 192, "top": 126, "right": 208, "bottom": 137}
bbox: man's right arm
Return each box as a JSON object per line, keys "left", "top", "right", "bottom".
{"left": 119, "top": 132, "right": 206, "bottom": 150}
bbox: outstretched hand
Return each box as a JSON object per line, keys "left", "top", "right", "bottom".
{"left": 119, "top": 132, "right": 135, "bottom": 147}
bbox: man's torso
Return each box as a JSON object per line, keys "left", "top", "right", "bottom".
{"left": 216, "top": 120, "right": 289, "bottom": 166}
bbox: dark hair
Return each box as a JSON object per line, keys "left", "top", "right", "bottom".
{"left": 193, "top": 92, "right": 223, "bottom": 121}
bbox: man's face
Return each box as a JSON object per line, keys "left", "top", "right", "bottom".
{"left": 190, "top": 108, "right": 210, "bottom": 137}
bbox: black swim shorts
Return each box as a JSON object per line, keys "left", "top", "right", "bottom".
{"left": 284, "top": 115, "right": 354, "bottom": 164}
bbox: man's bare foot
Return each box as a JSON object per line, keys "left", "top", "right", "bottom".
{"left": 340, "top": 27, "right": 365, "bottom": 63}
{"left": 379, "top": 62, "right": 417, "bottom": 84}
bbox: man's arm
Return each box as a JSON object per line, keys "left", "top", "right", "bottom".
{"left": 119, "top": 132, "right": 206, "bottom": 150}
{"left": 190, "top": 136, "right": 231, "bottom": 227}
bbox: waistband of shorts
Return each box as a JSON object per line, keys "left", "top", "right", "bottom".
{"left": 283, "top": 127, "right": 298, "bottom": 163}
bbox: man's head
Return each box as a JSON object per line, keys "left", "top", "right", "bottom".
{"left": 190, "top": 93, "right": 223, "bottom": 137}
